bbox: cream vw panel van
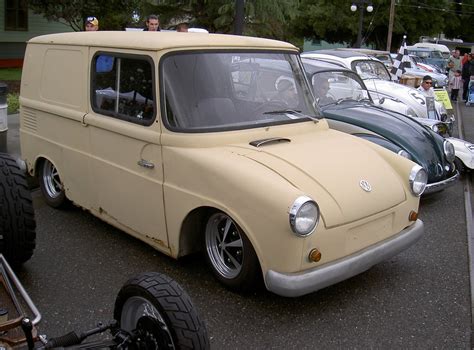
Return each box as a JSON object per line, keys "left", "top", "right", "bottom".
{"left": 20, "top": 32, "right": 426, "bottom": 297}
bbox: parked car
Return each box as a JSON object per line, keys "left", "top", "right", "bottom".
{"left": 340, "top": 48, "right": 448, "bottom": 88}
{"left": 410, "top": 54, "right": 446, "bottom": 74}
{"left": 301, "top": 50, "right": 453, "bottom": 128}
{"left": 301, "top": 53, "right": 473, "bottom": 172}
{"left": 412, "top": 42, "right": 451, "bottom": 60}
{"left": 406, "top": 46, "right": 447, "bottom": 72}
{"left": 20, "top": 31, "right": 425, "bottom": 297}
{"left": 302, "top": 58, "right": 459, "bottom": 191}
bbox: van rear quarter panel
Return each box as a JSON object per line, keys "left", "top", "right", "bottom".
{"left": 20, "top": 43, "right": 94, "bottom": 208}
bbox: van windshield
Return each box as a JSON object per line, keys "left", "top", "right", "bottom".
{"left": 161, "top": 51, "right": 320, "bottom": 132}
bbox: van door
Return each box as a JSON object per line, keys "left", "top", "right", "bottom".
{"left": 84, "top": 50, "right": 169, "bottom": 251}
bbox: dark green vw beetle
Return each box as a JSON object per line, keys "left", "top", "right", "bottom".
{"left": 302, "top": 58, "right": 458, "bottom": 194}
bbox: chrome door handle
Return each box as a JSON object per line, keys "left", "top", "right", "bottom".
{"left": 137, "top": 159, "right": 155, "bottom": 169}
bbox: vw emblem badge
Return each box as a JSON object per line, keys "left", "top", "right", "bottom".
{"left": 360, "top": 180, "right": 372, "bottom": 192}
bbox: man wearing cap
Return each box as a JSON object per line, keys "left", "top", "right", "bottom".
{"left": 85, "top": 16, "right": 99, "bottom": 31}
{"left": 417, "top": 75, "right": 435, "bottom": 98}
{"left": 144, "top": 15, "right": 160, "bottom": 31}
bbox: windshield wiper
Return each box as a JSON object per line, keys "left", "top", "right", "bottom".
{"left": 263, "top": 109, "right": 320, "bottom": 121}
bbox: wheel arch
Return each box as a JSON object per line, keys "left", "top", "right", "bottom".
{"left": 177, "top": 206, "right": 263, "bottom": 272}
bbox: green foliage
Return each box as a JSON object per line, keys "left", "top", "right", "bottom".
{"left": 0, "top": 69, "right": 22, "bottom": 81}
{"left": 28, "top": 0, "right": 143, "bottom": 31}
{"left": 7, "top": 94, "right": 19, "bottom": 114}
{"left": 292, "top": 0, "right": 473, "bottom": 50}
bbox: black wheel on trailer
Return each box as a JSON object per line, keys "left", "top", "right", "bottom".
{"left": 0, "top": 153, "right": 36, "bottom": 265}
{"left": 114, "top": 272, "right": 210, "bottom": 350}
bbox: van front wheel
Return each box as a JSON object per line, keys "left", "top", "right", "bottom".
{"left": 204, "top": 212, "right": 261, "bottom": 292}
{"left": 39, "top": 159, "right": 68, "bottom": 208}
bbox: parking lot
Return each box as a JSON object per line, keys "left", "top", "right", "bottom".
{"left": 3, "top": 100, "right": 472, "bottom": 349}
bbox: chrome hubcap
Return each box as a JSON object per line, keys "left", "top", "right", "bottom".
{"left": 43, "top": 160, "right": 63, "bottom": 199}
{"left": 205, "top": 213, "right": 244, "bottom": 279}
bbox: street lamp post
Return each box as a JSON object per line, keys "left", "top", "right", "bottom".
{"left": 350, "top": 1, "right": 373, "bottom": 48}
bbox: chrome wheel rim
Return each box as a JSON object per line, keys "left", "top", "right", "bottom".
{"left": 205, "top": 213, "right": 244, "bottom": 279}
{"left": 42, "top": 160, "right": 63, "bottom": 199}
{"left": 121, "top": 296, "right": 175, "bottom": 348}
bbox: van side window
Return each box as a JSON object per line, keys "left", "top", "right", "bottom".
{"left": 92, "top": 53, "right": 155, "bottom": 125}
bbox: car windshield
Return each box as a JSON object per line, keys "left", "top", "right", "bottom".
{"left": 351, "top": 60, "right": 391, "bottom": 81}
{"left": 431, "top": 51, "right": 443, "bottom": 59}
{"left": 311, "top": 70, "right": 371, "bottom": 107}
{"left": 161, "top": 51, "right": 319, "bottom": 132}
{"left": 374, "top": 54, "right": 393, "bottom": 67}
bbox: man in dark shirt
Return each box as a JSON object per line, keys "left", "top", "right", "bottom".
{"left": 144, "top": 15, "right": 160, "bottom": 31}
{"left": 462, "top": 54, "right": 474, "bottom": 101}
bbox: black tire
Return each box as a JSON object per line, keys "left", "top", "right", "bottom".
{"left": 114, "top": 272, "right": 209, "bottom": 350}
{"left": 454, "top": 157, "right": 466, "bottom": 173}
{"left": 38, "top": 158, "right": 68, "bottom": 208}
{"left": 204, "top": 211, "right": 262, "bottom": 293}
{"left": 0, "top": 153, "right": 36, "bottom": 265}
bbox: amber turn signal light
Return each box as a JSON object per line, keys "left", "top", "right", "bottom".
{"left": 309, "top": 248, "right": 322, "bottom": 262}
{"left": 409, "top": 211, "right": 418, "bottom": 222}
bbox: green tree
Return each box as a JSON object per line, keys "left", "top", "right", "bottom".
{"left": 292, "top": 0, "right": 470, "bottom": 51}
{"left": 144, "top": 0, "right": 300, "bottom": 43}
{"left": 28, "top": 0, "right": 142, "bottom": 31}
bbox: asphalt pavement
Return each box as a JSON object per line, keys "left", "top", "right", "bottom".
{"left": 4, "top": 104, "right": 474, "bottom": 348}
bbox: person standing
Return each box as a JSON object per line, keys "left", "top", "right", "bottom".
{"left": 449, "top": 70, "right": 462, "bottom": 101}
{"left": 462, "top": 54, "right": 474, "bottom": 101}
{"left": 144, "top": 15, "right": 160, "bottom": 31}
{"left": 447, "top": 49, "right": 461, "bottom": 79}
{"left": 176, "top": 23, "right": 189, "bottom": 32}
{"left": 85, "top": 16, "right": 99, "bottom": 31}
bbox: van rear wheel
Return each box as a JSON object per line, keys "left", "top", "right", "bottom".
{"left": 39, "top": 159, "right": 68, "bottom": 208}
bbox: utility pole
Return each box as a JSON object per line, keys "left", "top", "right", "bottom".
{"left": 386, "top": 0, "right": 396, "bottom": 51}
{"left": 234, "top": 0, "right": 245, "bottom": 35}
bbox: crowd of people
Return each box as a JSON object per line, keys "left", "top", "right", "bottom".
{"left": 84, "top": 14, "right": 189, "bottom": 33}
{"left": 446, "top": 49, "right": 474, "bottom": 103}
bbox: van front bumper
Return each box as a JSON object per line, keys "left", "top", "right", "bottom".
{"left": 265, "top": 219, "right": 424, "bottom": 297}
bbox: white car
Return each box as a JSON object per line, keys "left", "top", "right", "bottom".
{"left": 301, "top": 50, "right": 452, "bottom": 125}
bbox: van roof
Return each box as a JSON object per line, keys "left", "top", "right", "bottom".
{"left": 28, "top": 31, "right": 297, "bottom": 51}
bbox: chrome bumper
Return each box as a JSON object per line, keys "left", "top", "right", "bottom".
{"left": 265, "top": 219, "right": 424, "bottom": 298}
{"left": 424, "top": 171, "right": 459, "bottom": 194}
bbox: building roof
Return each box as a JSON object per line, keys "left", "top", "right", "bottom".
{"left": 28, "top": 31, "right": 297, "bottom": 51}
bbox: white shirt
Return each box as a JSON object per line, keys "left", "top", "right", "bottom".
{"left": 416, "top": 85, "right": 435, "bottom": 98}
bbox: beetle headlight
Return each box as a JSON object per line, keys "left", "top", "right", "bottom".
{"left": 397, "top": 150, "right": 411, "bottom": 159}
{"left": 443, "top": 140, "right": 455, "bottom": 163}
{"left": 431, "top": 124, "right": 439, "bottom": 133}
{"left": 289, "top": 196, "right": 320, "bottom": 236}
{"left": 409, "top": 165, "right": 428, "bottom": 196}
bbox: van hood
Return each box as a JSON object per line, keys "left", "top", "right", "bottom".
{"left": 236, "top": 129, "right": 407, "bottom": 227}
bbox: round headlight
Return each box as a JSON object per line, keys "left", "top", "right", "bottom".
{"left": 397, "top": 149, "right": 411, "bottom": 159}
{"left": 289, "top": 196, "right": 320, "bottom": 236}
{"left": 443, "top": 140, "right": 455, "bottom": 163}
{"left": 409, "top": 165, "right": 428, "bottom": 196}
{"left": 431, "top": 124, "right": 439, "bottom": 133}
